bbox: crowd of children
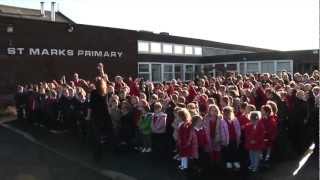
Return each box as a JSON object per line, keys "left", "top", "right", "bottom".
{"left": 14, "top": 63, "right": 319, "bottom": 174}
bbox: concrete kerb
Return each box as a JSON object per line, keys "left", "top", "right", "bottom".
{"left": 0, "top": 116, "right": 136, "bottom": 180}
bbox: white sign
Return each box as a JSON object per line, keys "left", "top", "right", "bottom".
{"left": 6, "top": 48, "right": 124, "bottom": 58}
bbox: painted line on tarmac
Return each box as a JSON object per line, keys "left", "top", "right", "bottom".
{"left": 292, "top": 143, "right": 315, "bottom": 176}
{"left": 0, "top": 123, "right": 136, "bottom": 180}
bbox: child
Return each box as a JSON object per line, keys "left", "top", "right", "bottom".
{"left": 172, "top": 107, "right": 183, "bottom": 142}
{"left": 177, "top": 108, "right": 198, "bottom": 170}
{"left": 192, "top": 115, "right": 209, "bottom": 173}
{"left": 108, "top": 95, "right": 121, "bottom": 141}
{"left": 129, "top": 96, "right": 141, "bottom": 148}
{"left": 15, "top": 85, "right": 26, "bottom": 120}
{"left": 236, "top": 102, "right": 250, "bottom": 131}
{"left": 203, "top": 104, "right": 222, "bottom": 161}
{"left": 187, "top": 102, "right": 199, "bottom": 116}
{"left": 138, "top": 102, "right": 153, "bottom": 153}
{"left": 74, "top": 88, "right": 89, "bottom": 138}
{"left": 172, "top": 107, "right": 183, "bottom": 159}
{"left": 151, "top": 102, "right": 167, "bottom": 156}
{"left": 261, "top": 105, "right": 278, "bottom": 162}
{"left": 119, "top": 101, "right": 134, "bottom": 148}
{"left": 58, "top": 88, "right": 75, "bottom": 130}
{"left": 236, "top": 102, "right": 252, "bottom": 163}
{"left": 266, "top": 100, "right": 279, "bottom": 123}
{"left": 45, "top": 90, "right": 59, "bottom": 130}
{"left": 149, "top": 94, "right": 159, "bottom": 112}
{"left": 245, "top": 111, "right": 265, "bottom": 172}
{"left": 220, "top": 106, "right": 241, "bottom": 170}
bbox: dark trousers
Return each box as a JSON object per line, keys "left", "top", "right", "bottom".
{"left": 16, "top": 106, "right": 24, "bottom": 120}
{"left": 193, "top": 148, "right": 210, "bottom": 170}
{"left": 222, "top": 140, "right": 240, "bottom": 163}
{"left": 152, "top": 133, "right": 167, "bottom": 157}
{"left": 90, "top": 121, "right": 114, "bottom": 161}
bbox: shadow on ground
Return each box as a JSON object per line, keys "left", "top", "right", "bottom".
{"left": 1, "top": 118, "right": 318, "bottom": 180}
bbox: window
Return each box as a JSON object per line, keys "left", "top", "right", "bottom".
{"left": 194, "top": 47, "right": 202, "bottom": 56}
{"left": 277, "top": 61, "right": 291, "bottom": 73}
{"left": 226, "top": 64, "right": 237, "bottom": 72}
{"left": 138, "top": 41, "right": 149, "bottom": 53}
{"left": 261, "top": 62, "right": 275, "bottom": 73}
{"left": 246, "top": 62, "right": 259, "bottom": 73}
{"left": 239, "top": 63, "right": 245, "bottom": 74}
{"left": 174, "top": 64, "right": 183, "bottom": 80}
{"left": 138, "top": 64, "right": 150, "bottom": 80}
{"left": 150, "top": 42, "right": 161, "bottom": 53}
{"left": 194, "top": 65, "right": 202, "bottom": 77}
{"left": 174, "top": 44, "right": 183, "bottom": 55}
{"left": 163, "top": 64, "right": 174, "bottom": 81}
{"left": 185, "top": 65, "right": 194, "bottom": 81}
{"left": 214, "top": 64, "right": 225, "bottom": 76}
{"left": 203, "top": 64, "right": 214, "bottom": 77}
{"left": 163, "top": 43, "right": 173, "bottom": 54}
{"left": 185, "top": 46, "right": 193, "bottom": 55}
{"left": 151, "top": 64, "right": 162, "bottom": 81}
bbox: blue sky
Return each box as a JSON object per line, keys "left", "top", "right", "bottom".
{"left": 1, "top": 0, "right": 319, "bottom": 51}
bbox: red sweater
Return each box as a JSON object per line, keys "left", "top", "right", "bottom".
{"left": 236, "top": 113, "right": 250, "bottom": 130}
{"left": 244, "top": 121, "right": 265, "bottom": 150}
{"left": 186, "top": 85, "right": 197, "bottom": 103}
{"left": 256, "top": 87, "right": 268, "bottom": 109}
{"left": 178, "top": 123, "right": 198, "bottom": 158}
{"left": 195, "top": 127, "right": 208, "bottom": 149}
{"left": 129, "top": 80, "right": 140, "bottom": 97}
{"left": 261, "top": 116, "right": 278, "bottom": 148}
{"left": 226, "top": 120, "right": 237, "bottom": 141}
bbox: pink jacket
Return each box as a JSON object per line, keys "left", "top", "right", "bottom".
{"left": 220, "top": 118, "right": 241, "bottom": 146}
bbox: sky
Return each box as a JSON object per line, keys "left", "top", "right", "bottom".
{"left": 1, "top": 0, "right": 319, "bottom": 51}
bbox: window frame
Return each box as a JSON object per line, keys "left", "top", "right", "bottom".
{"left": 276, "top": 60, "right": 293, "bottom": 74}
{"left": 184, "top": 64, "right": 194, "bottom": 81}
{"left": 261, "top": 61, "right": 276, "bottom": 73}
{"left": 184, "top": 45, "right": 194, "bottom": 56}
{"left": 173, "top": 44, "right": 184, "bottom": 55}
{"left": 162, "top": 64, "right": 174, "bottom": 81}
{"left": 137, "top": 40, "right": 150, "bottom": 54}
{"left": 150, "top": 42, "right": 162, "bottom": 54}
{"left": 246, "top": 61, "right": 260, "bottom": 74}
{"left": 162, "top": 43, "right": 173, "bottom": 54}
{"left": 138, "top": 63, "right": 151, "bottom": 81}
{"left": 194, "top": 46, "right": 202, "bottom": 56}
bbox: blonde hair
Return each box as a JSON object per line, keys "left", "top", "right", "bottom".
{"left": 208, "top": 104, "right": 222, "bottom": 117}
{"left": 178, "top": 108, "right": 192, "bottom": 123}
{"left": 154, "top": 102, "right": 162, "bottom": 111}
{"left": 246, "top": 104, "right": 256, "bottom": 112}
{"left": 187, "top": 102, "right": 199, "bottom": 116}
{"left": 266, "top": 100, "right": 278, "bottom": 115}
{"left": 223, "top": 106, "right": 235, "bottom": 121}
{"left": 187, "top": 102, "right": 197, "bottom": 110}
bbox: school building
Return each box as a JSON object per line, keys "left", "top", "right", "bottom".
{"left": 0, "top": 2, "right": 318, "bottom": 92}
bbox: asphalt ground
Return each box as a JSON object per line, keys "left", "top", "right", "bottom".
{"left": 0, "top": 122, "right": 111, "bottom": 180}
{"left": 0, "top": 117, "right": 318, "bottom": 180}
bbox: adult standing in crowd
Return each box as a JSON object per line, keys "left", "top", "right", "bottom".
{"left": 86, "top": 78, "right": 113, "bottom": 161}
